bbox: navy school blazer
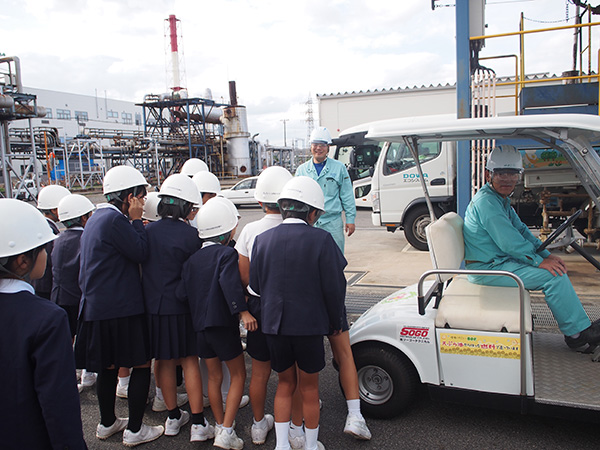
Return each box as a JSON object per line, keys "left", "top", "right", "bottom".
{"left": 142, "top": 218, "right": 201, "bottom": 315}
{"left": 249, "top": 222, "right": 347, "bottom": 336}
{"left": 177, "top": 243, "right": 248, "bottom": 331}
{"left": 0, "top": 287, "right": 87, "bottom": 449}
{"left": 32, "top": 218, "right": 60, "bottom": 295}
{"left": 51, "top": 227, "right": 84, "bottom": 307}
{"left": 79, "top": 205, "right": 148, "bottom": 321}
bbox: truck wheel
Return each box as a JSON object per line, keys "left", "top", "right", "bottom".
{"left": 353, "top": 344, "right": 419, "bottom": 419}
{"left": 404, "top": 205, "right": 442, "bottom": 251}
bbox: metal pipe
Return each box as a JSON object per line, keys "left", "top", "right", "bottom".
{"left": 0, "top": 56, "right": 23, "bottom": 92}
{"left": 0, "top": 122, "right": 12, "bottom": 197}
{"left": 404, "top": 136, "right": 436, "bottom": 221}
{"left": 470, "top": 20, "right": 600, "bottom": 41}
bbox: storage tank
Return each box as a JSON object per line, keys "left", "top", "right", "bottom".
{"left": 223, "top": 106, "right": 251, "bottom": 175}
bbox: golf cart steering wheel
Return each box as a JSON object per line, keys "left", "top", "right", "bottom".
{"left": 537, "top": 209, "right": 582, "bottom": 252}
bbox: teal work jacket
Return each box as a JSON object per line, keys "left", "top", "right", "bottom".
{"left": 295, "top": 157, "right": 356, "bottom": 225}
{"left": 463, "top": 183, "right": 550, "bottom": 267}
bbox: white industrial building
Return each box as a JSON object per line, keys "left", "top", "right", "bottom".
{"left": 317, "top": 74, "right": 555, "bottom": 138}
{"left": 9, "top": 87, "right": 143, "bottom": 141}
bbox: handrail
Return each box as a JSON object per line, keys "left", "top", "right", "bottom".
{"left": 469, "top": 15, "right": 600, "bottom": 116}
{"left": 417, "top": 269, "right": 528, "bottom": 410}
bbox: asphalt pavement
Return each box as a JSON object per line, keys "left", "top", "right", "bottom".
{"left": 75, "top": 202, "right": 600, "bottom": 449}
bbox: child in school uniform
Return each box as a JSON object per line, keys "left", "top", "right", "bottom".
{"left": 51, "top": 193, "right": 97, "bottom": 391}
{"left": 32, "top": 184, "right": 70, "bottom": 300}
{"left": 235, "top": 165, "right": 292, "bottom": 445}
{"left": 0, "top": 198, "right": 87, "bottom": 450}
{"left": 52, "top": 193, "right": 95, "bottom": 338}
{"left": 249, "top": 176, "right": 347, "bottom": 450}
{"left": 74, "top": 165, "right": 164, "bottom": 447}
{"left": 141, "top": 174, "right": 214, "bottom": 441}
{"left": 177, "top": 196, "right": 257, "bottom": 450}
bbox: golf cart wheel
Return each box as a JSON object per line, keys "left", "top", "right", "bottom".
{"left": 353, "top": 343, "right": 419, "bottom": 419}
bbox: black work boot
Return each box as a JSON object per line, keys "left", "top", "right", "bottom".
{"left": 565, "top": 319, "right": 600, "bottom": 350}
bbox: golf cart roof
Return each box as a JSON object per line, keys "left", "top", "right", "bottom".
{"left": 364, "top": 113, "right": 600, "bottom": 208}
{"left": 365, "top": 114, "right": 600, "bottom": 143}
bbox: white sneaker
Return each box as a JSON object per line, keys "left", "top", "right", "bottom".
{"left": 223, "top": 394, "right": 249, "bottom": 410}
{"left": 190, "top": 419, "right": 215, "bottom": 442}
{"left": 251, "top": 414, "right": 274, "bottom": 445}
{"left": 78, "top": 371, "right": 97, "bottom": 391}
{"left": 116, "top": 383, "right": 129, "bottom": 399}
{"left": 288, "top": 429, "right": 305, "bottom": 450}
{"left": 165, "top": 410, "right": 190, "bottom": 436}
{"left": 96, "top": 417, "right": 128, "bottom": 440}
{"left": 152, "top": 392, "right": 189, "bottom": 412}
{"left": 123, "top": 423, "right": 164, "bottom": 447}
{"left": 343, "top": 413, "right": 372, "bottom": 440}
{"left": 214, "top": 427, "right": 244, "bottom": 449}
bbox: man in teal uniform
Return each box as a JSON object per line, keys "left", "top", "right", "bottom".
{"left": 295, "top": 127, "right": 356, "bottom": 253}
{"left": 463, "top": 145, "right": 600, "bottom": 350}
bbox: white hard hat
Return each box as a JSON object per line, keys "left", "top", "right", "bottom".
{"left": 310, "top": 127, "right": 332, "bottom": 145}
{"left": 37, "top": 184, "right": 70, "bottom": 210}
{"left": 192, "top": 171, "right": 221, "bottom": 194}
{"left": 158, "top": 173, "right": 201, "bottom": 205}
{"left": 212, "top": 196, "right": 240, "bottom": 219}
{"left": 103, "top": 165, "right": 149, "bottom": 195}
{"left": 143, "top": 192, "right": 161, "bottom": 222}
{"left": 180, "top": 158, "right": 208, "bottom": 177}
{"left": 278, "top": 176, "right": 325, "bottom": 211}
{"left": 58, "top": 194, "right": 95, "bottom": 222}
{"left": 486, "top": 145, "right": 523, "bottom": 172}
{"left": 255, "top": 166, "right": 293, "bottom": 203}
{"left": 0, "top": 199, "right": 57, "bottom": 258}
{"left": 195, "top": 197, "right": 238, "bottom": 239}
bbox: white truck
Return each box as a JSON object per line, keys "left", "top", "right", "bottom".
{"left": 348, "top": 114, "right": 600, "bottom": 421}
{"left": 337, "top": 116, "right": 599, "bottom": 250}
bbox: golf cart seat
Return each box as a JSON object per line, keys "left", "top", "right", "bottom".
{"left": 426, "top": 212, "right": 532, "bottom": 333}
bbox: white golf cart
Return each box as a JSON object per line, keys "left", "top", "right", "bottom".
{"left": 349, "top": 114, "right": 600, "bottom": 421}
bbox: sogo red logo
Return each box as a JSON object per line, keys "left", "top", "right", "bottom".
{"left": 400, "top": 327, "right": 429, "bottom": 338}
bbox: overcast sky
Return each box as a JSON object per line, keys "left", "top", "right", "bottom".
{"left": 1, "top": 0, "right": 587, "bottom": 145}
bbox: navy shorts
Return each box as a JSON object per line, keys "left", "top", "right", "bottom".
{"left": 265, "top": 335, "right": 325, "bottom": 374}
{"left": 197, "top": 326, "right": 243, "bottom": 362}
{"left": 246, "top": 328, "right": 270, "bottom": 362}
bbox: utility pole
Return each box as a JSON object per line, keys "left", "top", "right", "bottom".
{"left": 281, "top": 119, "right": 288, "bottom": 147}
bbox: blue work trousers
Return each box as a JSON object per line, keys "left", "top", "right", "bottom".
{"left": 315, "top": 215, "right": 345, "bottom": 253}
{"left": 467, "top": 260, "right": 591, "bottom": 336}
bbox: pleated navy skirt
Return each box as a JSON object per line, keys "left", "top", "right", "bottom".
{"left": 75, "top": 314, "right": 151, "bottom": 372}
{"left": 148, "top": 313, "right": 198, "bottom": 360}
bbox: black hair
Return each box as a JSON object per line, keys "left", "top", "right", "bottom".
{"left": 62, "top": 212, "right": 91, "bottom": 229}
{"left": 105, "top": 185, "right": 147, "bottom": 205}
{"left": 0, "top": 244, "right": 45, "bottom": 280}
{"left": 278, "top": 198, "right": 311, "bottom": 221}
{"left": 203, "top": 231, "right": 232, "bottom": 245}
{"left": 262, "top": 202, "right": 280, "bottom": 212}
{"left": 157, "top": 196, "right": 193, "bottom": 220}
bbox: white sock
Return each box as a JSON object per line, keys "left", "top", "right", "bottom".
{"left": 305, "top": 426, "right": 319, "bottom": 450}
{"left": 275, "top": 421, "right": 291, "bottom": 449}
{"left": 254, "top": 416, "right": 266, "bottom": 426}
{"left": 223, "top": 426, "right": 233, "bottom": 434}
{"left": 118, "top": 375, "right": 130, "bottom": 387}
{"left": 155, "top": 386, "right": 163, "bottom": 401}
{"left": 347, "top": 398, "right": 362, "bottom": 417}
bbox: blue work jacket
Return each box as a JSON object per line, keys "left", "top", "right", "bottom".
{"left": 463, "top": 183, "right": 551, "bottom": 267}
{"left": 295, "top": 157, "right": 356, "bottom": 225}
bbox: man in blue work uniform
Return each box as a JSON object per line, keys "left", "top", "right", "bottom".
{"left": 463, "top": 145, "right": 600, "bottom": 350}
{"left": 295, "top": 127, "right": 356, "bottom": 253}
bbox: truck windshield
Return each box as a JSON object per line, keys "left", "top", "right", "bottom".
{"left": 336, "top": 142, "right": 384, "bottom": 182}
{"left": 383, "top": 142, "right": 441, "bottom": 176}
